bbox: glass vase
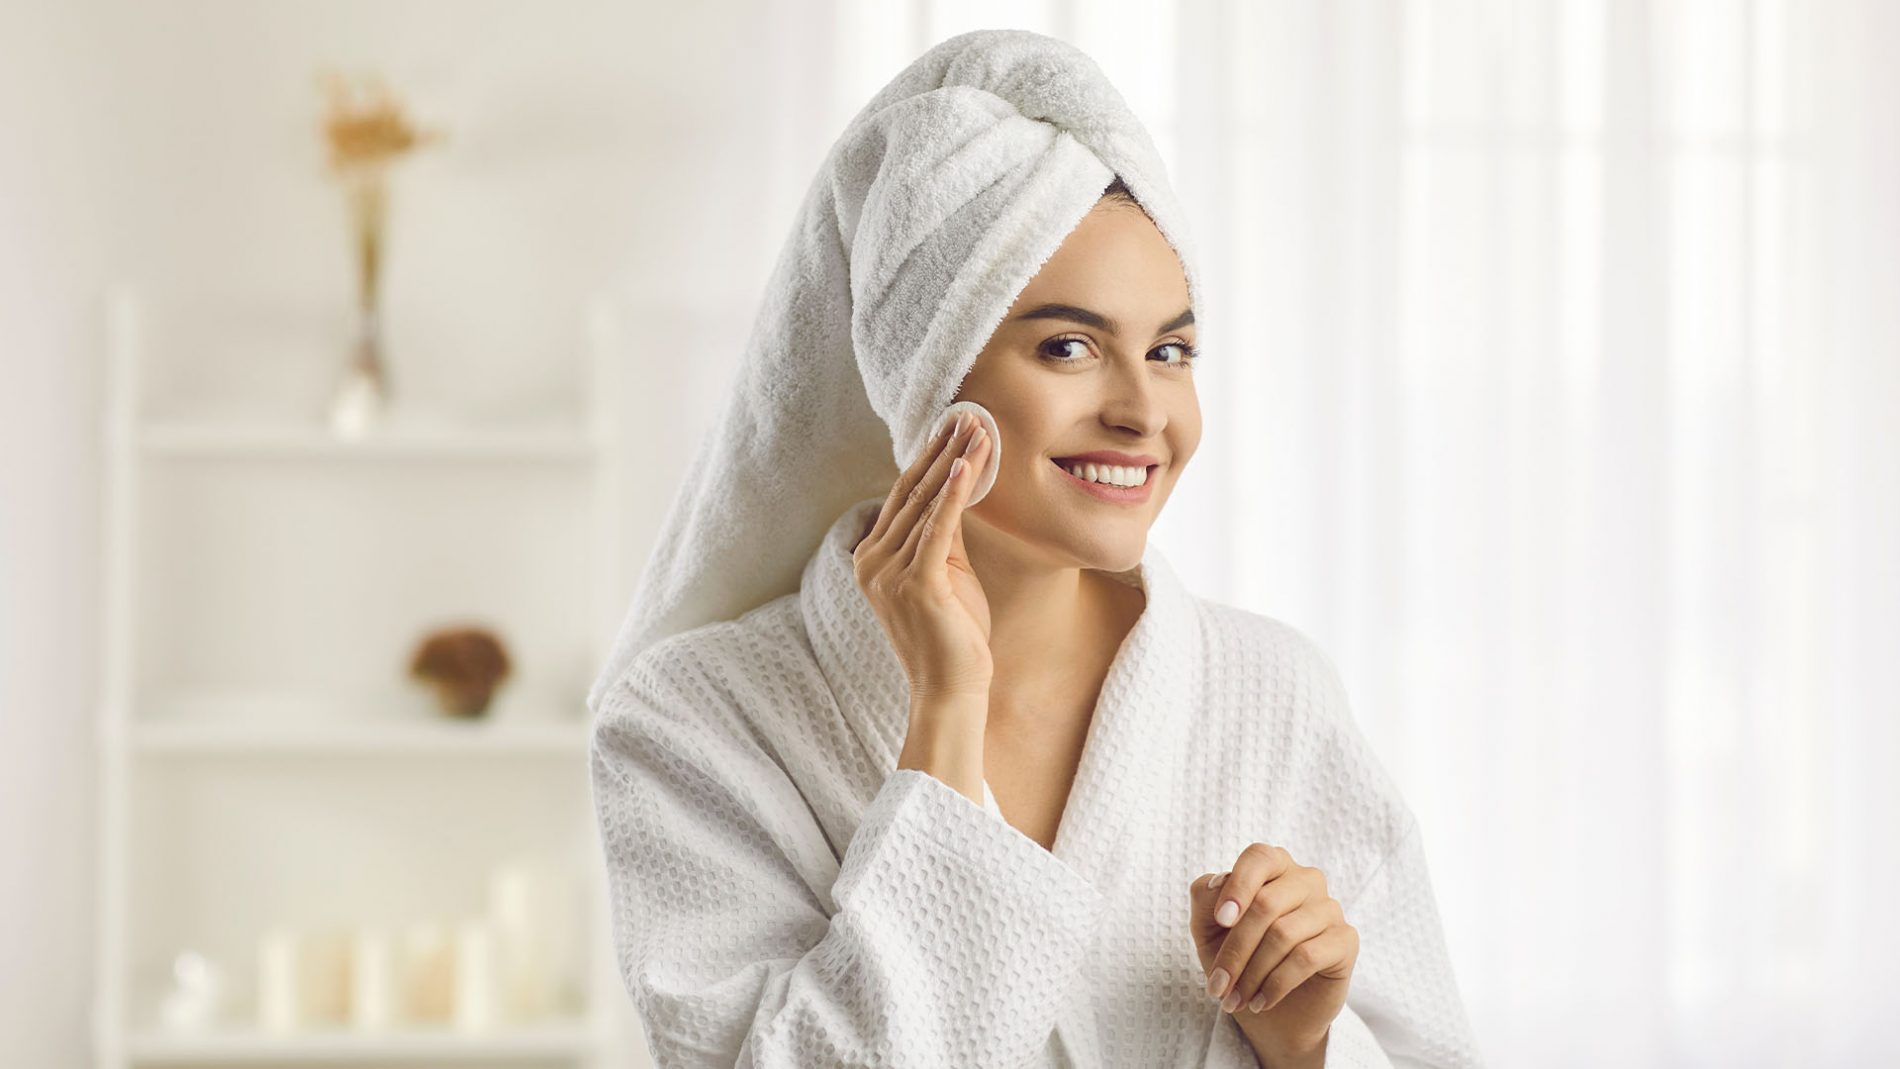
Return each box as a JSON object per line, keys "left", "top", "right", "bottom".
{"left": 329, "top": 170, "right": 391, "bottom": 437}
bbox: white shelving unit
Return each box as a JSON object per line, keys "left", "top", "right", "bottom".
{"left": 91, "top": 284, "right": 642, "bottom": 1067}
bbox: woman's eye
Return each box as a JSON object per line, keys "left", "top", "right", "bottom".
{"left": 1039, "top": 337, "right": 1092, "bottom": 362}
{"left": 1153, "top": 342, "right": 1197, "bottom": 366}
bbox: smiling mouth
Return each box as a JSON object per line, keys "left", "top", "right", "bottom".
{"left": 1048, "top": 457, "right": 1159, "bottom": 490}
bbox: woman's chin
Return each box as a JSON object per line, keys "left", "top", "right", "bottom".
{"left": 1056, "top": 531, "right": 1146, "bottom": 574}
{"left": 972, "top": 494, "right": 1149, "bottom": 572}
{"left": 1089, "top": 547, "right": 1146, "bottom": 574}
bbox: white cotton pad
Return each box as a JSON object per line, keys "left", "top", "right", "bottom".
{"left": 933, "top": 400, "right": 1002, "bottom": 505}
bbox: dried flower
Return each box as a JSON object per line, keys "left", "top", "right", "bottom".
{"left": 317, "top": 68, "right": 443, "bottom": 175}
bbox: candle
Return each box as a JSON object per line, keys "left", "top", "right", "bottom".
{"left": 453, "top": 919, "right": 498, "bottom": 1031}
{"left": 488, "top": 858, "right": 578, "bottom": 1020}
{"left": 349, "top": 929, "right": 396, "bottom": 1029}
{"left": 398, "top": 922, "right": 453, "bottom": 1023}
{"left": 257, "top": 929, "right": 300, "bottom": 1032}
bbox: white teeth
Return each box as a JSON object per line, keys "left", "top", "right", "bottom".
{"left": 1059, "top": 461, "right": 1149, "bottom": 488}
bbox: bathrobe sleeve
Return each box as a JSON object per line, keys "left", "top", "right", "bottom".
{"left": 589, "top": 669, "right": 1108, "bottom": 1069}
{"left": 1321, "top": 819, "right": 1485, "bottom": 1069}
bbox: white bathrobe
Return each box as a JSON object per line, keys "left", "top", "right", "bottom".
{"left": 590, "top": 496, "right": 1484, "bottom": 1068}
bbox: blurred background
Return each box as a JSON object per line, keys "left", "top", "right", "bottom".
{"left": 3, "top": 0, "right": 1896, "bottom": 1066}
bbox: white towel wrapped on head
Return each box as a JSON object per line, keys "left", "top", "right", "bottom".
{"left": 588, "top": 28, "right": 1206, "bottom": 713}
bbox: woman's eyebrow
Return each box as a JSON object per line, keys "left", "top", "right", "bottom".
{"left": 1013, "top": 303, "right": 1195, "bottom": 335}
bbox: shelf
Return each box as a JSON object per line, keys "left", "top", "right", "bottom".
{"left": 123, "top": 718, "right": 591, "bottom": 756}
{"left": 139, "top": 423, "right": 601, "bottom": 462}
{"left": 125, "top": 1020, "right": 597, "bottom": 1064}
{"left": 98, "top": 287, "right": 638, "bottom": 1067}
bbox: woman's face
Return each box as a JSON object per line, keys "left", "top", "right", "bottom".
{"left": 953, "top": 194, "right": 1201, "bottom": 573}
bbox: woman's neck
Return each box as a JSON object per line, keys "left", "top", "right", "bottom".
{"left": 962, "top": 520, "right": 1146, "bottom": 732}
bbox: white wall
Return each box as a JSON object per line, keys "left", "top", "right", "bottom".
{"left": 0, "top": 0, "right": 840, "bottom": 1061}
{"left": 1, "top": 0, "right": 112, "bottom": 1062}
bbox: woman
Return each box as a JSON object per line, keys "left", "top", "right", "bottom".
{"left": 589, "top": 28, "right": 1481, "bottom": 1069}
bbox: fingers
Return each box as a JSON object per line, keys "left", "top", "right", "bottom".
{"left": 900, "top": 425, "right": 990, "bottom": 569}
{"left": 1251, "top": 923, "right": 1358, "bottom": 1015}
{"left": 1206, "top": 866, "right": 1320, "bottom": 1011}
{"left": 1226, "top": 897, "right": 1341, "bottom": 1014}
{"left": 1187, "top": 869, "right": 1230, "bottom": 956}
{"left": 865, "top": 415, "right": 958, "bottom": 549}
{"left": 864, "top": 413, "right": 981, "bottom": 562}
{"left": 1214, "top": 842, "right": 1296, "bottom": 931}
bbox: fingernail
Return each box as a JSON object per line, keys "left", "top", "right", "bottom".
{"left": 1210, "top": 872, "right": 1227, "bottom": 889}
{"left": 956, "top": 412, "right": 972, "bottom": 435}
{"left": 1216, "top": 899, "right": 1239, "bottom": 926}
{"left": 1206, "top": 967, "right": 1229, "bottom": 999}
{"left": 1222, "top": 988, "right": 1242, "bottom": 1013}
{"left": 1248, "top": 992, "right": 1267, "bottom": 1014}
{"left": 949, "top": 457, "right": 965, "bottom": 480}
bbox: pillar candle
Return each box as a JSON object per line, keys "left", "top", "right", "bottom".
{"left": 349, "top": 928, "right": 396, "bottom": 1029}
{"left": 256, "top": 929, "right": 300, "bottom": 1033}
{"left": 453, "top": 919, "right": 498, "bottom": 1032}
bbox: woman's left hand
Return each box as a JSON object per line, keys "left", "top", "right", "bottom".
{"left": 1189, "top": 843, "right": 1358, "bottom": 1060}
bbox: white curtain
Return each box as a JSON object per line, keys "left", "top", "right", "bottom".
{"left": 816, "top": 2, "right": 1899, "bottom": 1064}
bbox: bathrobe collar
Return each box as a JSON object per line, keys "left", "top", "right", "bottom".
{"left": 799, "top": 495, "right": 1202, "bottom": 893}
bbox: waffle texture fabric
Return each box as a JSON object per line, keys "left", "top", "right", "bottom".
{"left": 590, "top": 497, "right": 1485, "bottom": 1067}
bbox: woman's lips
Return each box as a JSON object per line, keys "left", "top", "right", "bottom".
{"left": 1048, "top": 458, "right": 1157, "bottom": 504}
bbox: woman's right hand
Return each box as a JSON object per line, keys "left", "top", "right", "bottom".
{"left": 852, "top": 410, "right": 995, "bottom": 701}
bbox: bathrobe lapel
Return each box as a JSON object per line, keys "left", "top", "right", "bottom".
{"left": 800, "top": 496, "right": 1201, "bottom": 899}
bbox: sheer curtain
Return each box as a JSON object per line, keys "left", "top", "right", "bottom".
{"left": 817, "top": 2, "right": 1899, "bottom": 1064}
